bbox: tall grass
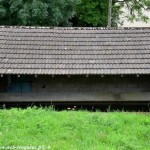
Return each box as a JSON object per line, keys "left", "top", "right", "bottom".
{"left": 0, "top": 107, "right": 149, "bottom": 150}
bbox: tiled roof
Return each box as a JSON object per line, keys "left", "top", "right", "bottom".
{"left": 0, "top": 26, "right": 150, "bottom": 75}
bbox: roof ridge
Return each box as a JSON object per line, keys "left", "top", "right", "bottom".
{"left": 0, "top": 26, "right": 150, "bottom": 30}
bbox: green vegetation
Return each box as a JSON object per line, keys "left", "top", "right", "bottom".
{"left": 0, "top": 108, "right": 150, "bottom": 150}
{"left": 73, "top": 0, "right": 109, "bottom": 27}
{"left": 73, "top": 0, "right": 150, "bottom": 27}
{"left": 0, "top": 0, "right": 149, "bottom": 26}
{"left": 0, "top": 0, "right": 80, "bottom": 26}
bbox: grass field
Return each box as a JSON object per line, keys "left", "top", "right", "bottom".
{"left": 0, "top": 107, "right": 150, "bottom": 150}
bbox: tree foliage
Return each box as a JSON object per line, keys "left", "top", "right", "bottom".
{"left": 0, "top": 0, "right": 80, "bottom": 26}
{"left": 73, "top": 0, "right": 150, "bottom": 27}
{"left": 0, "top": 0, "right": 149, "bottom": 27}
{"left": 114, "top": 0, "right": 150, "bottom": 23}
{"left": 72, "top": 0, "right": 109, "bottom": 27}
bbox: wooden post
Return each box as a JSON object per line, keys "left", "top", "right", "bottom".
{"left": 8, "top": 75, "right": 11, "bottom": 86}
{"left": 108, "top": 0, "right": 112, "bottom": 27}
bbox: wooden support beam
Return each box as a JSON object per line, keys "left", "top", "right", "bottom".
{"left": 8, "top": 75, "right": 11, "bottom": 85}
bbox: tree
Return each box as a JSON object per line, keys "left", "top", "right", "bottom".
{"left": 0, "top": 0, "right": 80, "bottom": 26}
{"left": 72, "top": 0, "right": 150, "bottom": 27}
{"left": 114, "top": 0, "right": 150, "bottom": 23}
{"left": 72, "top": 0, "right": 110, "bottom": 27}
{"left": 0, "top": 0, "right": 149, "bottom": 27}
